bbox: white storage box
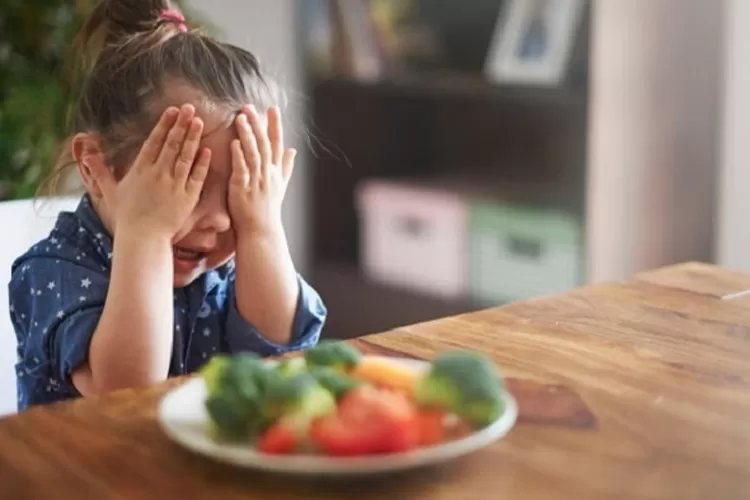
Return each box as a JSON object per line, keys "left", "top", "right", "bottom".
{"left": 356, "top": 180, "right": 469, "bottom": 299}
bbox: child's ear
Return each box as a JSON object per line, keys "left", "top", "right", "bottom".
{"left": 71, "top": 133, "right": 116, "bottom": 200}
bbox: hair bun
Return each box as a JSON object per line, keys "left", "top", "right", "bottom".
{"left": 74, "top": 0, "right": 184, "bottom": 73}
{"left": 76, "top": 0, "right": 180, "bottom": 49}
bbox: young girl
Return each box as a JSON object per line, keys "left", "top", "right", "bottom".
{"left": 8, "top": 0, "right": 326, "bottom": 411}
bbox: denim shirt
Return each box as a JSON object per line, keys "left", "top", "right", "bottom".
{"left": 8, "top": 196, "right": 326, "bottom": 411}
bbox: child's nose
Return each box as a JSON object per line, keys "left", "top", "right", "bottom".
{"left": 198, "top": 208, "right": 231, "bottom": 233}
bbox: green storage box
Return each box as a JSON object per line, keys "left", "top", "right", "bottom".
{"left": 469, "top": 202, "right": 583, "bottom": 305}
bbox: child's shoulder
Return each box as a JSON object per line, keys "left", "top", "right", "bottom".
{"left": 11, "top": 203, "right": 111, "bottom": 282}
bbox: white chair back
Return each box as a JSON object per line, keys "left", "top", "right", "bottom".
{"left": 0, "top": 196, "right": 80, "bottom": 415}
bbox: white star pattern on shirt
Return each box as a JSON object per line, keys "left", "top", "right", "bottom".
{"left": 175, "top": 325, "right": 181, "bottom": 331}
{"left": 95, "top": 233, "right": 103, "bottom": 239}
{"left": 29, "top": 288, "right": 35, "bottom": 296}
{"left": 56, "top": 311, "right": 64, "bottom": 319}
{"left": 9, "top": 304, "right": 14, "bottom": 313}
{"left": 203, "top": 328, "right": 211, "bottom": 337}
{"left": 50, "top": 237, "right": 58, "bottom": 244}
{"left": 47, "top": 282, "right": 55, "bottom": 290}
{"left": 81, "top": 278, "right": 91, "bottom": 289}
{"left": 79, "top": 296, "right": 86, "bottom": 302}
{"left": 36, "top": 290, "right": 41, "bottom": 296}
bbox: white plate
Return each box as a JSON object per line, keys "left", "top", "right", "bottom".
{"left": 157, "top": 356, "right": 518, "bottom": 476}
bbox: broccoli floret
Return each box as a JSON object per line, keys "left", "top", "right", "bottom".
{"left": 263, "top": 372, "right": 337, "bottom": 424}
{"left": 303, "top": 341, "right": 362, "bottom": 371}
{"left": 205, "top": 391, "right": 257, "bottom": 441}
{"left": 413, "top": 351, "right": 505, "bottom": 429}
{"left": 201, "top": 354, "right": 231, "bottom": 395}
{"left": 201, "top": 353, "right": 278, "bottom": 441}
{"left": 308, "top": 366, "right": 361, "bottom": 400}
{"left": 274, "top": 357, "right": 307, "bottom": 378}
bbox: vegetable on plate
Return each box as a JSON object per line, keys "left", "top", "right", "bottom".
{"left": 199, "top": 342, "right": 508, "bottom": 457}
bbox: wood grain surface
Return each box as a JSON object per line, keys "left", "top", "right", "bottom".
{"left": 1, "top": 262, "right": 750, "bottom": 499}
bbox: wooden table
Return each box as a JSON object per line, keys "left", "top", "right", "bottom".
{"left": 1, "top": 262, "right": 750, "bottom": 499}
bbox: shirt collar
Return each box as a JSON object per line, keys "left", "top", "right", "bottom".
{"left": 73, "top": 194, "right": 114, "bottom": 261}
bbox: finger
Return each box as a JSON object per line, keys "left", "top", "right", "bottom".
{"left": 137, "top": 107, "right": 179, "bottom": 166}
{"left": 229, "top": 139, "right": 250, "bottom": 192}
{"left": 236, "top": 113, "right": 261, "bottom": 187}
{"left": 245, "top": 106, "right": 271, "bottom": 180}
{"left": 156, "top": 104, "right": 195, "bottom": 169}
{"left": 186, "top": 147, "right": 211, "bottom": 196}
{"left": 174, "top": 117, "right": 204, "bottom": 180}
{"left": 281, "top": 148, "right": 297, "bottom": 183}
{"left": 267, "top": 105, "right": 284, "bottom": 166}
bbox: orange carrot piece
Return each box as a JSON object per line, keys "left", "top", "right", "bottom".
{"left": 351, "top": 356, "right": 420, "bottom": 394}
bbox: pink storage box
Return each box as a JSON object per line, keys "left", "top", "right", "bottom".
{"left": 355, "top": 179, "right": 469, "bottom": 299}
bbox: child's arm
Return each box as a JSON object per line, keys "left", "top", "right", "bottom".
{"left": 73, "top": 105, "right": 210, "bottom": 394}
{"left": 232, "top": 229, "right": 300, "bottom": 345}
{"left": 71, "top": 231, "right": 174, "bottom": 394}
{"left": 225, "top": 232, "right": 326, "bottom": 351}
{"left": 226, "top": 105, "right": 322, "bottom": 346}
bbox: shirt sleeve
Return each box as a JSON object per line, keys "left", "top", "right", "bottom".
{"left": 223, "top": 270, "right": 326, "bottom": 356}
{"left": 9, "top": 257, "right": 108, "bottom": 386}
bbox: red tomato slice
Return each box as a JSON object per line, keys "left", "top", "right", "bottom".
{"left": 311, "top": 386, "right": 419, "bottom": 455}
{"left": 310, "top": 414, "right": 382, "bottom": 456}
{"left": 257, "top": 422, "right": 298, "bottom": 455}
{"left": 416, "top": 410, "right": 446, "bottom": 447}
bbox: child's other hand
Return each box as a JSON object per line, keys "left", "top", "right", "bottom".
{"left": 228, "top": 105, "right": 296, "bottom": 240}
{"left": 114, "top": 104, "right": 211, "bottom": 238}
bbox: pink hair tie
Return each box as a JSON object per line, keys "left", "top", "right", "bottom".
{"left": 159, "top": 9, "right": 187, "bottom": 33}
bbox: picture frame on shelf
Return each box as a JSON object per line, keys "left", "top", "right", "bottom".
{"left": 484, "top": 0, "right": 585, "bottom": 86}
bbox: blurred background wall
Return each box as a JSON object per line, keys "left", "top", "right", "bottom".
{"left": 718, "top": 0, "right": 750, "bottom": 272}
{"left": 588, "top": 0, "right": 724, "bottom": 283}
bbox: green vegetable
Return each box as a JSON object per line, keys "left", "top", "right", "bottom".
{"left": 200, "top": 353, "right": 281, "bottom": 441}
{"left": 308, "top": 366, "right": 361, "bottom": 400}
{"left": 201, "top": 354, "right": 231, "bottom": 395}
{"left": 413, "top": 351, "right": 505, "bottom": 429}
{"left": 274, "top": 357, "right": 307, "bottom": 378}
{"left": 303, "top": 341, "right": 362, "bottom": 371}
{"left": 263, "top": 372, "right": 337, "bottom": 424}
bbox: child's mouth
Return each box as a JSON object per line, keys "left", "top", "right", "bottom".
{"left": 173, "top": 247, "right": 207, "bottom": 262}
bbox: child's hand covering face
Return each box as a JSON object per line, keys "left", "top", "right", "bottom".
{"left": 113, "top": 104, "right": 211, "bottom": 238}
{"left": 227, "top": 105, "right": 296, "bottom": 240}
